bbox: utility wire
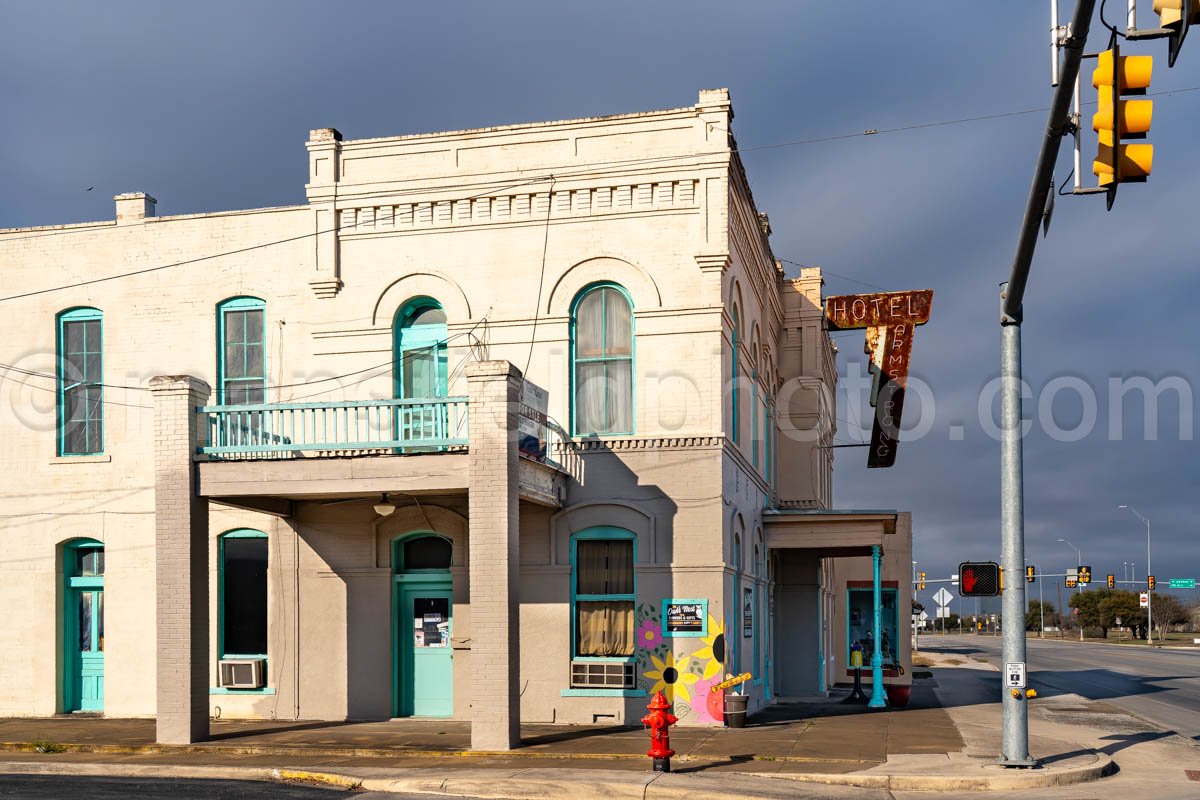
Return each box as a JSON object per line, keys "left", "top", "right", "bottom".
{"left": 523, "top": 176, "right": 556, "bottom": 378}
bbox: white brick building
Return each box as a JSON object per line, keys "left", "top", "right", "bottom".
{"left": 0, "top": 89, "right": 911, "bottom": 749}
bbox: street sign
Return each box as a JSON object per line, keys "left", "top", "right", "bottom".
{"left": 1139, "top": 592, "right": 1150, "bottom": 608}
{"left": 919, "top": 611, "right": 929, "bottom": 621}
{"left": 937, "top": 606, "right": 950, "bottom": 619}
{"left": 1169, "top": 578, "right": 1196, "bottom": 589}
{"left": 1066, "top": 567, "right": 1078, "bottom": 579}
{"left": 933, "top": 587, "right": 954, "bottom": 606}
{"left": 1115, "top": 616, "right": 1123, "bottom": 626}
{"left": 1004, "top": 662, "right": 1026, "bottom": 689}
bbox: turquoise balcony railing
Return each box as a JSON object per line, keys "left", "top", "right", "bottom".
{"left": 198, "top": 397, "right": 469, "bottom": 459}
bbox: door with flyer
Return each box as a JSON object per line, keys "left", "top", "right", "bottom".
{"left": 397, "top": 583, "right": 453, "bottom": 717}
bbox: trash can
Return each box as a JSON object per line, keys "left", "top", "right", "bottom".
{"left": 724, "top": 694, "right": 748, "bottom": 728}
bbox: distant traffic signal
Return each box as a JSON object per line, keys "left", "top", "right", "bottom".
{"left": 1107, "top": 573, "right": 1116, "bottom": 589}
{"left": 959, "top": 562, "right": 1002, "bottom": 597}
{"left": 1066, "top": 577, "right": 1078, "bottom": 588}
{"left": 1092, "top": 41, "right": 1154, "bottom": 208}
{"left": 1025, "top": 565, "right": 1036, "bottom": 583}
{"left": 1078, "top": 565, "right": 1092, "bottom": 585}
{"left": 1148, "top": 575, "right": 1156, "bottom": 590}
{"left": 919, "top": 572, "right": 926, "bottom": 590}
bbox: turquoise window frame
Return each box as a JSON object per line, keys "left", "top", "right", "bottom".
{"left": 660, "top": 598, "right": 708, "bottom": 638}
{"left": 569, "top": 526, "right": 637, "bottom": 663}
{"left": 56, "top": 307, "right": 104, "bottom": 456}
{"left": 731, "top": 531, "right": 742, "bottom": 676}
{"left": 569, "top": 282, "right": 635, "bottom": 437}
{"left": 751, "top": 542, "right": 762, "bottom": 685}
{"left": 393, "top": 297, "right": 448, "bottom": 400}
{"left": 730, "top": 308, "right": 740, "bottom": 445}
{"left": 766, "top": 400, "right": 775, "bottom": 488}
{"left": 751, "top": 369, "right": 759, "bottom": 468}
{"left": 216, "top": 296, "right": 267, "bottom": 405}
{"left": 217, "top": 529, "right": 269, "bottom": 677}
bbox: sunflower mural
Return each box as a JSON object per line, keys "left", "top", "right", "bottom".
{"left": 692, "top": 614, "right": 727, "bottom": 680}
{"left": 643, "top": 651, "right": 700, "bottom": 705}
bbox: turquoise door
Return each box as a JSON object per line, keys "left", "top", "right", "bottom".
{"left": 65, "top": 543, "right": 105, "bottom": 713}
{"left": 397, "top": 582, "right": 453, "bottom": 717}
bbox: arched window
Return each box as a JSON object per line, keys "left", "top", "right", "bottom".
{"left": 393, "top": 534, "right": 452, "bottom": 572}
{"left": 217, "top": 297, "right": 266, "bottom": 405}
{"left": 219, "top": 529, "right": 268, "bottom": 659}
{"left": 57, "top": 307, "right": 104, "bottom": 455}
{"left": 571, "top": 284, "right": 633, "bottom": 436}
{"left": 394, "top": 298, "right": 448, "bottom": 400}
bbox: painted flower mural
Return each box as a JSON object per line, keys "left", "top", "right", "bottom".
{"left": 643, "top": 651, "right": 700, "bottom": 705}
{"left": 635, "top": 619, "right": 662, "bottom": 650}
{"left": 690, "top": 676, "right": 723, "bottom": 724}
{"left": 692, "top": 615, "right": 727, "bottom": 680}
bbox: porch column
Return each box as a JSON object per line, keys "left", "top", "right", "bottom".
{"left": 868, "top": 545, "right": 888, "bottom": 708}
{"left": 150, "top": 375, "right": 212, "bottom": 743}
{"left": 466, "top": 361, "right": 522, "bottom": 750}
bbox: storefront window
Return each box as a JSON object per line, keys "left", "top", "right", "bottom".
{"left": 846, "top": 588, "right": 898, "bottom": 666}
{"left": 572, "top": 532, "right": 635, "bottom": 658}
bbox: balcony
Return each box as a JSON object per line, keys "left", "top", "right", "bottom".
{"left": 199, "top": 397, "right": 469, "bottom": 459}
{"left": 194, "top": 395, "right": 567, "bottom": 509}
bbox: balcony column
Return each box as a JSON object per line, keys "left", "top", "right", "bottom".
{"left": 149, "top": 375, "right": 212, "bottom": 744}
{"left": 466, "top": 361, "right": 522, "bottom": 750}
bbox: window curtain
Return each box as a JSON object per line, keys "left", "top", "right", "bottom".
{"left": 576, "top": 601, "right": 634, "bottom": 657}
{"left": 575, "top": 539, "right": 635, "bottom": 657}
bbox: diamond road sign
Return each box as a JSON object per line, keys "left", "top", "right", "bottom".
{"left": 1169, "top": 578, "right": 1196, "bottom": 589}
{"left": 933, "top": 587, "right": 954, "bottom": 606}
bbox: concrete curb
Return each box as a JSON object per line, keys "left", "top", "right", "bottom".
{"left": 741, "top": 751, "right": 1116, "bottom": 792}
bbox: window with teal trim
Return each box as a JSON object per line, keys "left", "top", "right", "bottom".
{"left": 730, "top": 307, "right": 740, "bottom": 444}
{"left": 571, "top": 529, "right": 635, "bottom": 658}
{"left": 220, "top": 531, "right": 268, "bottom": 658}
{"left": 217, "top": 297, "right": 266, "bottom": 405}
{"left": 394, "top": 299, "right": 448, "bottom": 400}
{"left": 766, "top": 399, "right": 775, "bottom": 488}
{"left": 57, "top": 308, "right": 104, "bottom": 455}
{"left": 571, "top": 284, "right": 633, "bottom": 436}
{"left": 751, "top": 370, "right": 759, "bottom": 468}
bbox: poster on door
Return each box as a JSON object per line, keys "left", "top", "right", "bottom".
{"left": 414, "top": 613, "right": 449, "bottom": 647}
{"left": 742, "top": 586, "right": 754, "bottom": 638}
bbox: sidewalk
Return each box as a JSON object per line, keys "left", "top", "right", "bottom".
{"left": 0, "top": 672, "right": 1117, "bottom": 798}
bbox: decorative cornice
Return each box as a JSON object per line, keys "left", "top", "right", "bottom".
{"left": 694, "top": 253, "right": 731, "bottom": 274}
{"left": 559, "top": 435, "right": 724, "bottom": 454}
{"left": 309, "top": 278, "right": 343, "bottom": 299}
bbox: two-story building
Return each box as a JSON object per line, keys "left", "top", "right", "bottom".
{"left": 0, "top": 89, "right": 911, "bottom": 750}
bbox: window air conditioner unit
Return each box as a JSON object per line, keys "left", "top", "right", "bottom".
{"left": 219, "top": 658, "right": 266, "bottom": 689}
{"left": 570, "top": 661, "right": 635, "bottom": 690}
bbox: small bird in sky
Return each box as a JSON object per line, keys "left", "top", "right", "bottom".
{"left": 85, "top": 187, "right": 93, "bottom": 191}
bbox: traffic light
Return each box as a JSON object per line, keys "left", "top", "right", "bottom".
{"left": 919, "top": 572, "right": 926, "bottom": 590}
{"left": 1107, "top": 573, "right": 1116, "bottom": 589}
{"left": 1025, "top": 565, "right": 1036, "bottom": 583}
{"left": 1078, "top": 566, "right": 1092, "bottom": 585}
{"left": 1066, "top": 577, "right": 1078, "bottom": 588}
{"left": 1153, "top": 0, "right": 1197, "bottom": 67}
{"left": 1148, "top": 575, "right": 1156, "bottom": 590}
{"left": 958, "top": 561, "right": 1002, "bottom": 597}
{"left": 1092, "top": 41, "right": 1154, "bottom": 209}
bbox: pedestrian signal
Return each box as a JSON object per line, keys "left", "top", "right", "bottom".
{"left": 958, "top": 562, "right": 1001, "bottom": 597}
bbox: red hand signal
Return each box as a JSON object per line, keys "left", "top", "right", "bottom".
{"left": 962, "top": 569, "right": 978, "bottom": 593}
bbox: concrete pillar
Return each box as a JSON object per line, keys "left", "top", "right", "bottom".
{"left": 466, "top": 361, "right": 522, "bottom": 750}
{"left": 149, "top": 375, "right": 212, "bottom": 744}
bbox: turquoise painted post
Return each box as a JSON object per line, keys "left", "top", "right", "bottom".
{"left": 868, "top": 545, "right": 888, "bottom": 708}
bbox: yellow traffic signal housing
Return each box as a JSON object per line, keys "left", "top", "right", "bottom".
{"left": 1025, "top": 565, "right": 1036, "bottom": 583}
{"left": 1078, "top": 566, "right": 1092, "bottom": 585}
{"left": 1092, "top": 43, "right": 1154, "bottom": 208}
{"left": 1107, "top": 574, "right": 1116, "bottom": 589}
{"left": 1153, "top": 0, "right": 1197, "bottom": 66}
{"left": 919, "top": 572, "right": 926, "bottom": 590}
{"left": 1148, "top": 574, "right": 1157, "bottom": 590}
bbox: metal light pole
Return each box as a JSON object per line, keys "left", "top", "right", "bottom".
{"left": 1038, "top": 575, "right": 1045, "bottom": 638}
{"left": 1119, "top": 505, "right": 1153, "bottom": 644}
{"left": 997, "top": 0, "right": 1095, "bottom": 767}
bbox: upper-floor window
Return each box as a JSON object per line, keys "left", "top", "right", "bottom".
{"left": 730, "top": 306, "right": 740, "bottom": 444}
{"left": 57, "top": 307, "right": 104, "bottom": 455}
{"left": 395, "top": 299, "right": 448, "bottom": 399}
{"left": 571, "top": 284, "right": 633, "bottom": 436}
{"left": 217, "top": 297, "right": 266, "bottom": 405}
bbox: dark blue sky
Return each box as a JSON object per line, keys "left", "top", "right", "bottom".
{"left": 3, "top": 2, "right": 1197, "bottom": 611}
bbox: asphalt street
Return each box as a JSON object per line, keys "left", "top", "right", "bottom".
{"left": 924, "top": 634, "right": 1200, "bottom": 740}
{"left": 0, "top": 775, "right": 463, "bottom": 800}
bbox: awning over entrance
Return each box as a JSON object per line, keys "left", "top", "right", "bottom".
{"left": 763, "top": 509, "right": 898, "bottom": 557}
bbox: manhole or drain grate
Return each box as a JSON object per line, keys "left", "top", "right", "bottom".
{"left": 1185, "top": 769, "right": 1200, "bottom": 781}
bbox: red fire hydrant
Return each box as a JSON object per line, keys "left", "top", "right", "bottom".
{"left": 642, "top": 690, "right": 678, "bottom": 773}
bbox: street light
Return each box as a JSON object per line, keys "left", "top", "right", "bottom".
{"left": 1119, "top": 505, "right": 1153, "bottom": 645}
